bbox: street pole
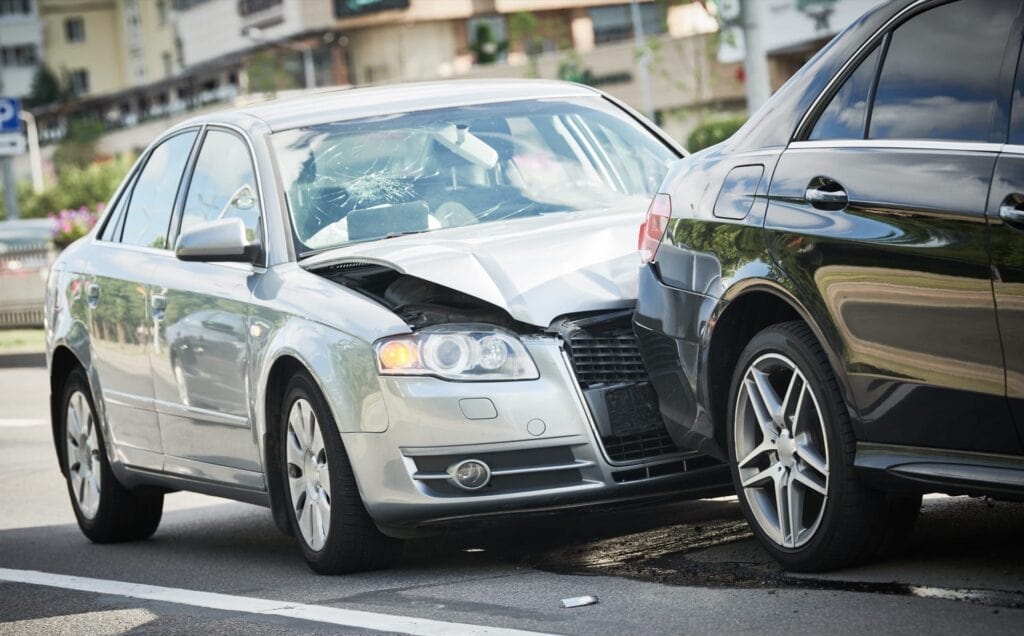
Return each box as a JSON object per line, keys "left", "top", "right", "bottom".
{"left": 740, "top": 0, "right": 772, "bottom": 114}
{"left": 19, "top": 111, "right": 43, "bottom": 194}
{"left": 0, "top": 73, "right": 16, "bottom": 221}
{"left": 302, "top": 46, "right": 316, "bottom": 90}
{"left": 629, "top": 0, "right": 655, "bottom": 121}
{"left": 1, "top": 157, "right": 18, "bottom": 220}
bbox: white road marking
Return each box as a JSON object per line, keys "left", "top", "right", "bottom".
{"left": 0, "top": 568, "right": 558, "bottom": 636}
{"left": 0, "top": 418, "right": 45, "bottom": 428}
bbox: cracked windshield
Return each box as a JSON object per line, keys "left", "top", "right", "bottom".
{"left": 271, "top": 98, "right": 676, "bottom": 254}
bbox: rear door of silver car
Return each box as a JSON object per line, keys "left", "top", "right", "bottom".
{"left": 88, "top": 129, "right": 200, "bottom": 471}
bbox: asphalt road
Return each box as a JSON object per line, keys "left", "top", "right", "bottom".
{"left": 1, "top": 364, "right": 1022, "bottom": 635}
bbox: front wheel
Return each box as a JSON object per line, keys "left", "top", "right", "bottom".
{"left": 726, "top": 322, "right": 918, "bottom": 571}
{"left": 60, "top": 368, "right": 163, "bottom": 542}
{"left": 280, "top": 373, "right": 401, "bottom": 574}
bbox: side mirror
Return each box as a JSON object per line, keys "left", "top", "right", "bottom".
{"left": 175, "top": 218, "right": 261, "bottom": 264}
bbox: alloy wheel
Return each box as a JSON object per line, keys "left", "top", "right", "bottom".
{"left": 286, "top": 398, "right": 332, "bottom": 551}
{"left": 65, "top": 390, "right": 101, "bottom": 519}
{"left": 733, "top": 353, "right": 830, "bottom": 549}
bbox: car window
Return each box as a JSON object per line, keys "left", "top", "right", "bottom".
{"left": 271, "top": 97, "right": 677, "bottom": 254}
{"left": 120, "top": 131, "right": 198, "bottom": 248}
{"left": 98, "top": 172, "right": 136, "bottom": 242}
{"left": 868, "top": 0, "right": 1019, "bottom": 142}
{"left": 179, "top": 129, "right": 261, "bottom": 242}
{"left": 809, "top": 45, "right": 880, "bottom": 141}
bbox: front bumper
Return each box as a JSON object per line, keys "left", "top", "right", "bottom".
{"left": 343, "top": 334, "right": 729, "bottom": 533}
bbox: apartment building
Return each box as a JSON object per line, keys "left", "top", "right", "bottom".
{"left": 29, "top": 0, "right": 735, "bottom": 149}
{"left": 0, "top": 0, "right": 43, "bottom": 98}
{"left": 38, "top": 0, "right": 178, "bottom": 97}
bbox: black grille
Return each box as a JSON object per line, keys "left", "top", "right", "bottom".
{"left": 568, "top": 327, "right": 648, "bottom": 389}
{"left": 602, "top": 428, "right": 679, "bottom": 463}
{"left": 563, "top": 318, "right": 681, "bottom": 463}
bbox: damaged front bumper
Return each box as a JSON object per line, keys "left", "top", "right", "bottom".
{"left": 344, "top": 330, "right": 729, "bottom": 535}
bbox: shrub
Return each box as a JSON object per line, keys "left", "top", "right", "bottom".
{"left": 50, "top": 205, "right": 101, "bottom": 248}
{"left": 686, "top": 116, "right": 747, "bottom": 153}
{"left": 3, "top": 156, "right": 131, "bottom": 220}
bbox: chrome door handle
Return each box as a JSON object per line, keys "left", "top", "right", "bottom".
{"left": 999, "top": 202, "right": 1024, "bottom": 228}
{"left": 86, "top": 283, "right": 100, "bottom": 307}
{"left": 805, "top": 184, "right": 849, "bottom": 209}
{"left": 151, "top": 294, "right": 167, "bottom": 320}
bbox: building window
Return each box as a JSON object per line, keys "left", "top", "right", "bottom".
{"left": 68, "top": 69, "right": 89, "bottom": 95}
{"left": 157, "top": 0, "right": 167, "bottom": 25}
{"left": 162, "top": 51, "right": 173, "bottom": 77}
{"left": 237, "top": 0, "right": 281, "bottom": 17}
{"left": 64, "top": 17, "right": 86, "bottom": 42}
{"left": 589, "top": 3, "right": 665, "bottom": 45}
{"left": 0, "top": 0, "right": 32, "bottom": 16}
{"left": 0, "top": 45, "right": 38, "bottom": 67}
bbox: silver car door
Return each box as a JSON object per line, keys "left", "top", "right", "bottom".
{"left": 148, "top": 127, "right": 262, "bottom": 486}
{"left": 87, "top": 129, "right": 199, "bottom": 470}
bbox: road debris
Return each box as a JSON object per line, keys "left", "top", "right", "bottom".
{"left": 561, "top": 595, "right": 599, "bottom": 609}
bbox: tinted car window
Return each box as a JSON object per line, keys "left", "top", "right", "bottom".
{"left": 179, "top": 129, "right": 261, "bottom": 242}
{"left": 809, "top": 45, "right": 880, "bottom": 140}
{"left": 869, "top": 0, "right": 1019, "bottom": 142}
{"left": 120, "top": 131, "right": 198, "bottom": 248}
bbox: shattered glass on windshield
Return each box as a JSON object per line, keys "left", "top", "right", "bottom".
{"left": 270, "top": 98, "right": 677, "bottom": 254}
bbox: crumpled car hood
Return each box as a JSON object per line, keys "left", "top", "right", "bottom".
{"left": 302, "top": 207, "right": 645, "bottom": 328}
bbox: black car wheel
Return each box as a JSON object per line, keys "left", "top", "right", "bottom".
{"left": 280, "top": 372, "right": 401, "bottom": 574}
{"left": 61, "top": 368, "right": 163, "bottom": 542}
{"left": 726, "top": 321, "right": 919, "bottom": 571}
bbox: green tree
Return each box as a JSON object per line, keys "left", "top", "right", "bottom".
{"left": 24, "top": 65, "right": 66, "bottom": 109}
{"left": 470, "top": 23, "right": 507, "bottom": 65}
{"left": 52, "top": 119, "right": 107, "bottom": 171}
{"left": 686, "top": 116, "right": 746, "bottom": 152}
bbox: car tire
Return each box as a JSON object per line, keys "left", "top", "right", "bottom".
{"left": 280, "top": 372, "right": 401, "bottom": 574}
{"left": 60, "top": 368, "right": 163, "bottom": 543}
{"left": 726, "top": 321, "right": 915, "bottom": 572}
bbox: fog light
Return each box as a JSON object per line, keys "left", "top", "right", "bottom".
{"left": 448, "top": 459, "right": 491, "bottom": 491}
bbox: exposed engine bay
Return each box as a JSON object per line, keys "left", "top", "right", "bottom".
{"left": 312, "top": 261, "right": 528, "bottom": 331}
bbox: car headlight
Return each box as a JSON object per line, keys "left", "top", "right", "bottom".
{"left": 374, "top": 325, "right": 539, "bottom": 381}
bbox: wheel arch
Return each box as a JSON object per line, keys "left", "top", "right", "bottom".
{"left": 707, "top": 280, "right": 858, "bottom": 452}
{"left": 261, "top": 353, "right": 323, "bottom": 536}
{"left": 50, "top": 345, "right": 85, "bottom": 478}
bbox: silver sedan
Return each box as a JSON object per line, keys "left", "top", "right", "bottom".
{"left": 45, "top": 80, "right": 730, "bottom": 574}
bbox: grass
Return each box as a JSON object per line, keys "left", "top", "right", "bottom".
{"left": 0, "top": 328, "right": 45, "bottom": 353}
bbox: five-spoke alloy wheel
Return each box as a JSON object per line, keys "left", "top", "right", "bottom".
{"left": 734, "top": 353, "right": 830, "bottom": 549}
{"left": 727, "top": 322, "right": 919, "bottom": 571}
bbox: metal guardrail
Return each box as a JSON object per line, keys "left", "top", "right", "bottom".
{"left": 0, "top": 240, "right": 52, "bottom": 328}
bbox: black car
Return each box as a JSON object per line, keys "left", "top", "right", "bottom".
{"left": 634, "top": 0, "right": 1024, "bottom": 571}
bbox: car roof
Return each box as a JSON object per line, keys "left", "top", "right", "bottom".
{"left": 179, "top": 79, "right": 600, "bottom": 133}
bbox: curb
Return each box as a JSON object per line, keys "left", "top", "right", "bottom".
{"left": 0, "top": 352, "right": 46, "bottom": 369}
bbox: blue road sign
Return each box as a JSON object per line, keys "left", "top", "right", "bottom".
{"left": 0, "top": 98, "right": 20, "bottom": 133}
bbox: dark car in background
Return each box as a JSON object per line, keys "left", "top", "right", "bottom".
{"left": 634, "top": 0, "right": 1024, "bottom": 571}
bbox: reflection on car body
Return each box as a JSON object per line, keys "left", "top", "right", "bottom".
{"left": 45, "top": 80, "right": 731, "bottom": 574}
